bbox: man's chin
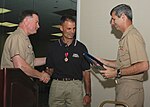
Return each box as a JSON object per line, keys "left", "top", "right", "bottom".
{"left": 68, "top": 36, "right": 74, "bottom": 39}
{"left": 31, "top": 31, "right": 37, "bottom": 35}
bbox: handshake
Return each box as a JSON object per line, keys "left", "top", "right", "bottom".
{"left": 39, "top": 67, "right": 53, "bottom": 83}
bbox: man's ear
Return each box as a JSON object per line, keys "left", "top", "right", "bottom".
{"left": 23, "top": 17, "right": 30, "bottom": 25}
{"left": 121, "top": 13, "right": 127, "bottom": 20}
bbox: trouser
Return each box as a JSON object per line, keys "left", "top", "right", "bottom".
{"left": 116, "top": 79, "right": 144, "bottom": 107}
{"left": 49, "top": 79, "right": 83, "bottom": 107}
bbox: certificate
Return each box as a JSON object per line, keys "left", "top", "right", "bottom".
{"left": 83, "top": 52, "right": 106, "bottom": 70}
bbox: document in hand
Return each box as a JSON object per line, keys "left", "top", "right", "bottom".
{"left": 83, "top": 52, "right": 106, "bottom": 70}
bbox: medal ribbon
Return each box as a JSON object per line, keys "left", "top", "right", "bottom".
{"left": 65, "top": 52, "right": 69, "bottom": 58}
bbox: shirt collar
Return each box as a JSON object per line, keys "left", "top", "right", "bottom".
{"left": 58, "top": 38, "right": 77, "bottom": 47}
{"left": 120, "top": 25, "right": 134, "bottom": 40}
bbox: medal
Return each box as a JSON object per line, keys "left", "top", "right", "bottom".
{"left": 64, "top": 57, "right": 68, "bottom": 62}
{"left": 64, "top": 52, "right": 69, "bottom": 62}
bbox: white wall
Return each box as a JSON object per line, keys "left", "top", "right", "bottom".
{"left": 80, "top": 0, "right": 150, "bottom": 107}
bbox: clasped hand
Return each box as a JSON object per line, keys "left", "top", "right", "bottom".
{"left": 40, "top": 71, "right": 50, "bottom": 83}
{"left": 99, "top": 65, "right": 117, "bottom": 79}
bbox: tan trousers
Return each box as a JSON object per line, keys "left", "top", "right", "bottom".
{"left": 49, "top": 79, "right": 83, "bottom": 107}
{"left": 116, "top": 79, "right": 144, "bottom": 107}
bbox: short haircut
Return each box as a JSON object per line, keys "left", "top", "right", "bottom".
{"left": 19, "top": 10, "right": 39, "bottom": 22}
{"left": 60, "top": 15, "right": 76, "bottom": 25}
{"left": 110, "top": 4, "right": 132, "bottom": 21}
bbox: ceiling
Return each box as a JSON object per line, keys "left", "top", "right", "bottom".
{"left": 0, "top": 0, "right": 77, "bottom": 56}
{"left": 0, "top": 0, "right": 77, "bottom": 40}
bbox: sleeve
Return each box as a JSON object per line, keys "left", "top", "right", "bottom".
{"left": 127, "top": 33, "right": 148, "bottom": 64}
{"left": 9, "top": 35, "right": 26, "bottom": 59}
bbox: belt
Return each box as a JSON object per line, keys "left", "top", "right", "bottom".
{"left": 53, "top": 78, "right": 80, "bottom": 81}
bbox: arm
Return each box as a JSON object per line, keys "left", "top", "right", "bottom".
{"left": 120, "top": 61, "right": 149, "bottom": 76}
{"left": 100, "top": 61, "right": 149, "bottom": 79}
{"left": 34, "top": 57, "right": 46, "bottom": 66}
{"left": 83, "top": 70, "right": 91, "bottom": 105}
{"left": 12, "top": 55, "right": 50, "bottom": 83}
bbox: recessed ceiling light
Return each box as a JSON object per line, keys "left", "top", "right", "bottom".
{"left": 7, "top": 32, "right": 13, "bottom": 35}
{"left": 0, "top": 22, "right": 18, "bottom": 27}
{"left": 0, "top": 8, "right": 11, "bottom": 14}
{"left": 52, "top": 25, "right": 60, "bottom": 28}
{"left": 51, "top": 33, "right": 62, "bottom": 37}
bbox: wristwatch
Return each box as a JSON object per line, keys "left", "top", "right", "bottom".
{"left": 116, "top": 69, "right": 122, "bottom": 78}
{"left": 85, "top": 93, "right": 91, "bottom": 97}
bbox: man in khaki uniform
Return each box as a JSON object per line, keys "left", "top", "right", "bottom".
{"left": 99, "top": 4, "right": 149, "bottom": 107}
{"left": 1, "top": 10, "right": 50, "bottom": 83}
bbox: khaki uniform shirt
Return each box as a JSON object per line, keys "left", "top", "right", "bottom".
{"left": 116, "top": 25, "right": 148, "bottom": 81}
{"left": 1, "top": 27, "right": 35, "bottom": 68}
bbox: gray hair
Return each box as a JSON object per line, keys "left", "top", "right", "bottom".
{"left": 110, "top": 4, "right": 132, "bottom": 21}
